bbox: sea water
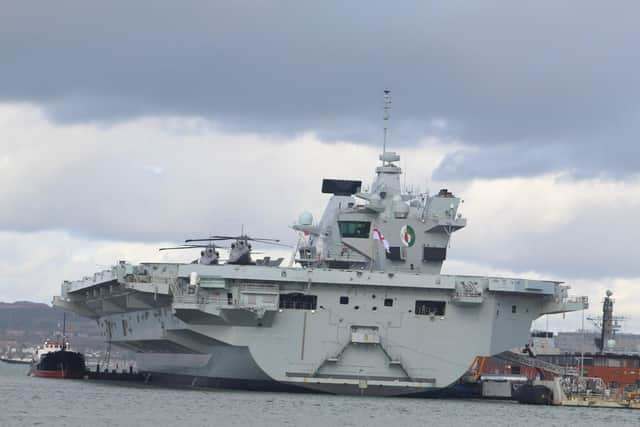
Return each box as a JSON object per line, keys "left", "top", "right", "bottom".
{"left": 1, "top": 363, "right": 637, "bottom": 427}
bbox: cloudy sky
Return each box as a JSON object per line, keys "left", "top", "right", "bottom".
{"left": 1, "top": 1, "right": 639, "bottom": 332}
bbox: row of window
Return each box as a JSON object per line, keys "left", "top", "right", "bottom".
{"left": 539, "top": 355, "right": 640, "bottom": 368}
{"left": 339, "top": 296, "right": 394, "bottom": 307}
{"left": 415, "top": 300, "right": 446, "bottom": 316}
{"left": 279, "top": 293, "right": 318, "bottom": 310}
{"left": 278, "top": 293, "right": 446, "bottom": 316}
{"left": 338, "top": 221, "right": 371, "bottom": 238}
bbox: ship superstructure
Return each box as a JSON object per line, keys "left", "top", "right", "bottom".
{"left": 53, "top": 93, "right": 587, "bottom": 396}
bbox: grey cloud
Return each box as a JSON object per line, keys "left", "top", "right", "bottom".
{"left": 0, "top": 116, "right": 376, "bottom": 244}
{"left": 448, "top": 194, "right": 640, "bottom": 280}
{"left": 2, "top": 1, "right": 640, "bottom": 177}
{"left": 1, "top": 105, "right": 639, "bottom": 282}
{"left": 434, "top": 114, "right": 640, "bottom": 180}
{"left": 434, "top": 144, "right": 573, "bottom": 180}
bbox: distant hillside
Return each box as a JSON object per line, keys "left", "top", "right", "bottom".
{"left": 0, "top": 301, "right": 94, "bottom": 332}
{"left": 1, "top": 301, "right": 63, "bottom": 331}
{"left": 0, "top": 301, "right": 103, "bottom": 351}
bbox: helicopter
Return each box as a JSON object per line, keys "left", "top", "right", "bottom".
{"left": 185, "top": 233, "right": 290, "bottom": 266}
{"left": 158, "top": 241, "right": 224, "bottom": 265}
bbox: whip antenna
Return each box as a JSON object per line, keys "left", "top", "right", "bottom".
{"left": 383, "top": 89, "right": 392, "bottom": 159}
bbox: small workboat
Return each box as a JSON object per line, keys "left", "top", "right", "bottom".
{"left": 29, "top": 313, "right": 87, "bottom": 379}
{"left": 0, "top": 355, "right": 32, "bottom": 365}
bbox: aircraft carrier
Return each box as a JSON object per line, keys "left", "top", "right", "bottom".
{"left": 53, "top": 94, "right": 587, "bottom": 396}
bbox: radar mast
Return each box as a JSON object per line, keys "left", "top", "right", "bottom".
{"left": 382, "top": 88, "right": 391, "bottom": 160}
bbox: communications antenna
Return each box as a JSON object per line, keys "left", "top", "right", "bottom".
{"left": 383, "top": 89, "right": 392, "bottom": 157}
{"left": 587, "top": 290, "right": 627, "bottom": 353}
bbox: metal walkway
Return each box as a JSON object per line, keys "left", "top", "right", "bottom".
{"left": 495, "top": 351, "right": 578, "bottom": 377}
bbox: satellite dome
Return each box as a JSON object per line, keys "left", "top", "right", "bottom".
{"left": 298, "top": 211, "right": 314, "bottom": 225}
{"left": 394, "top": 201, "right": 410, "bottom": 219}
{"left": 607, "top": 339, "right": 616, "bottom": 349}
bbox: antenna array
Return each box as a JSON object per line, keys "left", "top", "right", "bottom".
{"left": 383, "top": 89, "right": 391, "bottom": 156}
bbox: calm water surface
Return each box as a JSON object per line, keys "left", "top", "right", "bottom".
{"left": 1, "top": 363, "right": 638, "bottom": 427}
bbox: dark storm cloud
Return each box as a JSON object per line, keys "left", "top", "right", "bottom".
{"left": 2, "top": 1, "right": 640, "bottom": 177}
{"left": 434, "top": 135, "right": 640, "bottom": 180}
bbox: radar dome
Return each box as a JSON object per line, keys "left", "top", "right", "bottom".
{"left": 393, "top": 201, "right": 410, "bottom": 219}
{"left": 607, "top": 339, "right": 616, "bottom": 349}
{"left": 298, "top": 212, "right": 314, "bottom": 225}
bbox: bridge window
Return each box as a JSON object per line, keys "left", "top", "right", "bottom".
{"left": 338, "top": 221, "right": 371, "bottom": 238}
{"left": 384, "top": 298, "right": 393, "bottom": 307}
{"left": 340, "top": 296, "right": 349, "bottom": 304}
{"left": 386, "top": 246, "right": 403, "bottom": 261}
{"left": 279, "top": 293, "right": 317, "bottom": 310}
{"left": 423, "top": 246, "right": 447, "bottom": 262}
{"left": 415, "top": 300, "right": 446, "bottom": 316}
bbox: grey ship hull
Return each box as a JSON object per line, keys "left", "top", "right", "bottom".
{"left": 135, "top": 350, "right": 304, "bottom": 392}
{"left": 119, "top": 329, "right": 471, "bottom": 396}
{"left": 135, "top": 350, "right": 448, "bottom": 396}
{"left": 55, "top": 263, "right": 586, "bottom": 397}
{"left": 137, "top": 353, "right": 455, "bottom": 397}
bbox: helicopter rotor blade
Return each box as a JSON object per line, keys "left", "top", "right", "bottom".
{"left": 185, "top": 238, "right": 230, "bottom": 243}
{"left": 185, "top": 235, "right": 292, "bottom": 248}
{"left": 159, "top": 245, "right": 207, "bottom": 251}
{"left": 160, "top": 244, "right": 229, "bottom": 251}
{"left": 242, "top": 236, "right": 292, "bottom": 247}
{"left": 249, "top": 238, "right": 281, "bottom": 243}
{"left": 248, "top": 241, "right": 293, "bottom": 248}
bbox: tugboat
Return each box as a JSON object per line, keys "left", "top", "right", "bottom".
{"left": 29, "top": 313, "right": 87, "bottom": 379}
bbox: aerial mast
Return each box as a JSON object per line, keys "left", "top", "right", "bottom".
{"left": 382, "top": 89, "right": 391, "bottom": 160}
{"left": 588, "top": 290, "right": 626, "bottom": 354}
